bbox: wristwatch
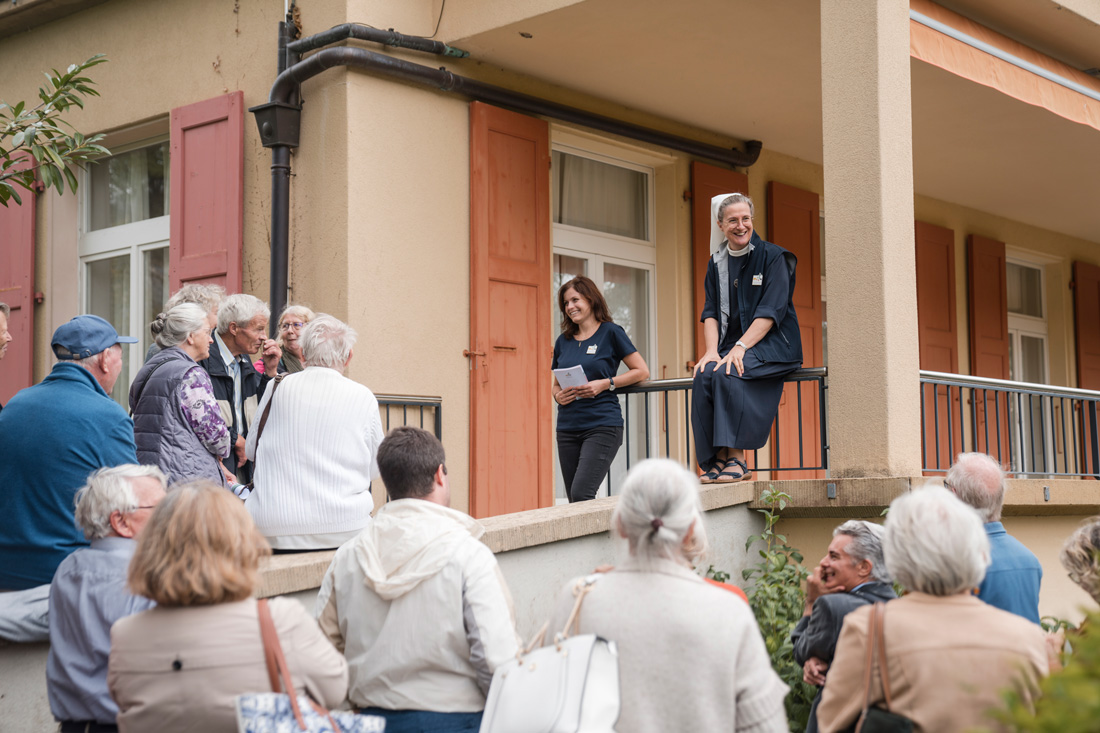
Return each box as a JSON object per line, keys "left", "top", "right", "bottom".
{"left": 609, "top": 377, "right": 616, "bottom": 392}
{"left": 735, "top": 340, "right": 749, "bottom": 350}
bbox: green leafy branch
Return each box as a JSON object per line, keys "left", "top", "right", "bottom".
{"left": 0, "top": 55, "right": 111, "bottom": 206}
{"left": 743, "top": 486, "right": 817, "bottom": 732}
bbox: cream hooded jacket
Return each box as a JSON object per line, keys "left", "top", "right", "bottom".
{"left": 315, "top": 498, "right": 519, "bottom": 712}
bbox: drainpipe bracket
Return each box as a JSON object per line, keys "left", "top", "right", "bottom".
{"left": 249, "top": 100, "right": 302, "bottom": 149}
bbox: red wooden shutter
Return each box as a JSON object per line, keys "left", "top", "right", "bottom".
{"left": 469, "top": 102, "right": 552, "bottom": 518}
{"left": 767, "top": 181, "right": 822, "bottom": 479}
{"left": 968, "top": 234, "right": 1010, "bottom": 462}
{"left": 169, "top": 91, "right": 244, "bottom": 293}
{"left": 690, "top": 161, "right": 748, "bottom": 365}
{"left": 0, "top": 175, "right": 36, "bottom": 404}
{"left": 915, "top": 221, "right": 960, "bottom": 472}
{"left": 1073, "top": 261, "right": 1100, "bottom": 474}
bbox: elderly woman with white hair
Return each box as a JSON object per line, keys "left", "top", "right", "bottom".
{"left": 817, "top": 486, "right": 1049, "bottom": 733}
{"left": 245, "top": 314, "right": 385, "bottom": 550}
{"left": 547, "top": 458, "right": 789, "bottom": 732}
{"left": 275, "top": 303, "right": 316, "bottom": 374}
{"left": 130, "top": 303, "right": 231, "bottom": 485}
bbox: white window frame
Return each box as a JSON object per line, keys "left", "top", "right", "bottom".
{"left": 549, "top": 139, "right": 660, "bottom": 502}
{"left": 78, "top": 135, "right": 171, "bottom": 403}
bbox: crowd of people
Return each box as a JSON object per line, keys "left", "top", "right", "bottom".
{"left": 0, "top": 192, "right": 1095, "bottom": 733}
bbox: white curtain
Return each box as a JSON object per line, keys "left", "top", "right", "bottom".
{"left": 555, "top": 153, "right": 647, "bottom": 240}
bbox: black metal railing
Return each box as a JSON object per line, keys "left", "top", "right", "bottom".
{"left": 919, "top": 370, "right": 1100, "bottom": 477}
{"left": 376, "top": 394, "right": 442, "bottom": 440}
{"left": 598, "top": 366, "right": 828, "bottom": 493}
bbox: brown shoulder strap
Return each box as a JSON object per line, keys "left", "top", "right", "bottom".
{"left": 859, "top": 603, "right": 878, "bottom": 713}
{"left": 252, "top": 373, "right": 285, "bottom": 450}
{"left": 874, "top": 601, "right": 895, "bottom": 709}
{"left": 256, "top": 598, "right": 307, "bottom": 729}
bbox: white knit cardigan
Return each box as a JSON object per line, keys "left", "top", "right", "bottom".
{"left": 244, "top": 367, "right": 385, "bottom": 544}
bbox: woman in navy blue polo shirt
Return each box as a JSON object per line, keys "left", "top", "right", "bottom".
{"left": 552, "top": 276, "right": 649, "bottom": 502}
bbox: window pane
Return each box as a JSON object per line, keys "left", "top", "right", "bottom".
{"left": 1007, "top": 263, "right": 1042, "bottom": 318}
{"left": 89, "top": 141, "right": 169, "bottom": 231}
{"left": 1020, "top": 334, "right": 1046, "bottom": 384}
{"left": 603, "top": 263, "right": 649, "bottom": 361}
{"left": 86, "top": 255, "right": 131, "bottom": 405}
{"left": 143, "top": 247, "right": 169, "bottom": 355}
{"left": 552, "top": 151, "right": 648, "bottom": 240}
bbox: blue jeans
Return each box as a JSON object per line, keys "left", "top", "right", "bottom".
{"left": 361, "top": 708, "right": 483, "bottom": 733}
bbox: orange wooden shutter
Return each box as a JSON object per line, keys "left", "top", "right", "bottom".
{"left": 967, "top": 235, "right": 1009, "bottom": 378}
{"left": 690, "top": 161, "right": 748, "bottom": 365}
{"left": 767, "top": 181, "right": 822, "bottom": 478}
{"left": 469, "top": 102, "right": 552, "bottom": 518}
{"left": 915, "top": 221, "right": 960, "bottom": 472}
{"left": 169, "top": 91, "right": 244, "bottom": 292}
{"left": 968, "top": 234, "right": 1010, "bottom": 462}
{"left": 1073, "top": 261, "right": 1100, "bottom": 474}
{"left": 0, "top": 176, "right": 36, "bottom": 404}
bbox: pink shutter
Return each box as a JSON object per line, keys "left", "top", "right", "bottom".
{"left": 0, "top": 174, "right": 37, "bottom": 404}
{"left": 169, "top": 92, "right": 244, "bottom": 292}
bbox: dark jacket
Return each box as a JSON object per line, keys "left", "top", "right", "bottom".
{"left": 130, "top": 346, "right": 227, "bottom": 485}
{"left": 791, "top": 581, "right": 898, "bottom": 733}
{"left": 703, "top": 232, "right": 802, "bottom": 364}
{"left": 198, "top": 346, "right": 269, "bottom": 483}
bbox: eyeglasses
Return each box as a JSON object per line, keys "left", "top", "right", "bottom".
{"left": 279, "top": 321, "right": 305, "bottom": 331}
{"left": 134, "top": 505, "right": 159, "bottom": 510}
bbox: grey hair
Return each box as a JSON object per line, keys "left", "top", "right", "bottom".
{"left": 150, "top": 303, "right": 208, "bottom": 349}
{"left": 301, "top": 314, "right": 357, "bottom": 370}
{"left": 0, "top": 302, "right": 9, "bottom": 318}
{"left": 75, "top": 343, "right": 118, "bottom": 368}
{"left": 276, "top": 304, "right": 317, "bottom": 348}
{"left": 834, "top": 520, "right": 890, "bottom": 583}
{"left": 217, "top": 293, "right": 270, "bottom": 335}
{"left": 165, "top": 283, "right": 225, "bottom": 316}
{"left": 716, "top": 193, "right": 755, "bottom": 221}
{"left": 612, "top": 458, "right": 708, "bottom": 567}
{"left": 1060, "top": 517, "right": 1100, "bottom": 604}
{"left": 73, "top": 464, "right": 168, "bottom": 540}
{"left": 883, "top": 484, "right": 990, "bottom": 596}
{"left": 946, "top": 452, "right": 1005, "bottom": 522}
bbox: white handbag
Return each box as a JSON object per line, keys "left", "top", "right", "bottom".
{"left": 479, "top": 575, "right": 621, "bottom": 733}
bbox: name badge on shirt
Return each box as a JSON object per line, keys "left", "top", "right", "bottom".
{"left": 752, "top": 273, "right": 763, "bottom": 286}
{"left": 587, "top": 345, "right": 598, "bottom": 355}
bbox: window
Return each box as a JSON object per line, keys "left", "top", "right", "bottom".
{"left": 80, "top": 138, "right": 171, "bottom": 406}
{"left": 1005, "top": 257, "right": 1050, "bottom": 474}
{"left": 550, "top": 145, "right": 657, "bottom": 502}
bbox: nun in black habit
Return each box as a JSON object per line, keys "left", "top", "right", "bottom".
{"left": 691, "top": 192, "right": 803, "bottom": 483}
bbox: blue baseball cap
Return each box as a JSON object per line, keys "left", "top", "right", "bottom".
{"left": 52, "top": 315, "right": 139, "bottom": 360}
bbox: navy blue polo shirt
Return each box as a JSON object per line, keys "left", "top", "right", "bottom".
{"left": 552, "top": 322, "right": 637, "bottom": 431}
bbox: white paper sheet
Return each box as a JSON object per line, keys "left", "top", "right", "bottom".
{"left": 552, "top": 365, "right": 589, "bottom": 389}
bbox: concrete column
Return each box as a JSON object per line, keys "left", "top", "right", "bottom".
{"left": 821, "top": 0, "right": 922, "bottom": 477}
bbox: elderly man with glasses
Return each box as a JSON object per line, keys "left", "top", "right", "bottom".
{"left": 48, "top": 464, "right": 168, "bottom": 733}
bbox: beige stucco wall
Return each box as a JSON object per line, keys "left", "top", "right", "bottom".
{"left": 779, "top": 513, "right": 1097, "bottom": 625}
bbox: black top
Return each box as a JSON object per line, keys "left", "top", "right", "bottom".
{"left": 552, "top": 322, "right": 637, "bottom": 431}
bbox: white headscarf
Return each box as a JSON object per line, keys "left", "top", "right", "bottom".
{"left": 710, "top": 192, "right": 741, "bottom": 256}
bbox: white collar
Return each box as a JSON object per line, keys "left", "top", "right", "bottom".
{"left": 727, "top": 242, "right": 754, "bottom": 257}
{"left": 214, "top": 331, "right": 236, "bottom": 368}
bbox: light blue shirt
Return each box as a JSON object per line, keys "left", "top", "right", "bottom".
{"left": 977, "top": 521, "right": 1043, "bottom": 624}
{"left": 47, "top": 537, "right": 156, "bottom": 724}
{"left": 215, "top": 331, "right": 244, "bottom": 432}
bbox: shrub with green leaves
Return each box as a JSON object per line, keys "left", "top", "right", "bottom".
{"left": 0, "top": 55, "right": 110, "bottom": 206}
{"left": 991, "top": 609, "right": 1098, "bottom": 733}
{"left": 742, "top": 486, "right": 817, "bottom": 732}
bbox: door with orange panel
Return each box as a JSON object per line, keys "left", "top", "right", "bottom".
{"left": 1074, "top": 261, "right": 1100, "bottom": 476}
{"left": 968, "top": 235, "right": 1011, "bottom": 466}
{"left": 767, "top": 182, "right": 823, "bottom": 479}
{"left": 468, "top": 102, "right": 553, "bottom": 518}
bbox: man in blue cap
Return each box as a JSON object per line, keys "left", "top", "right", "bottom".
{"left": 0, "top": 315, "right": 138, "bottom": 603}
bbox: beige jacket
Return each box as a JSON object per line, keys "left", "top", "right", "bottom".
{"left": 316, "top": 499, "right": 519, "bottom": 713}
{"left": 548, "top": 559, "right": 789, "bottom": 733}
{"left": 817, "top": 593, "right": 1048, "bottom": 733}
{"left": 108, "top": 597, "right": 348, "bottom": 732}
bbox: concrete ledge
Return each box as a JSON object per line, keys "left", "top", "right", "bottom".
{"left": 0, "top": 0, "right": 112, "bottom": 39}
{"left": 255, "top": 480, "right": 756, "bottom": 597}
{"left": 753, "top": 477, "right": 1100, "bottom": 518}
